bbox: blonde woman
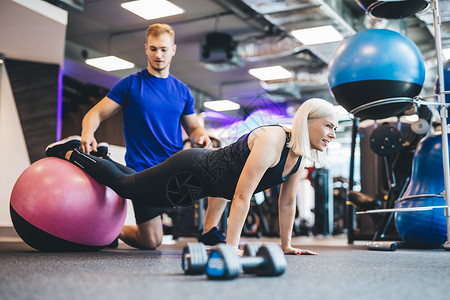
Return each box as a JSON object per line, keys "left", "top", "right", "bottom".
{"left": 46, "top": 98, "right": 338, "bottom": 255}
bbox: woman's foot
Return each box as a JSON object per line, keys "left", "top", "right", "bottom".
{"left": 90, "top": 142, "right": 109, "bottom": 158}
{"left": 45, "top": 136, "right": 81, "bottom": 158}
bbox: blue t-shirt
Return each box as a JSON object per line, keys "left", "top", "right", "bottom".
{"left": 107, "top": 69, "right": 195, "bottom": 171}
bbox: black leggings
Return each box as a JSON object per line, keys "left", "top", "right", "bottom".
{"left": 69, "top": 148, "right": 212, "bottom": 207}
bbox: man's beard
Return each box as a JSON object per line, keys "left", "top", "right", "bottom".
{"left": 149, "top": 59, "right": 169, "bottom": 72}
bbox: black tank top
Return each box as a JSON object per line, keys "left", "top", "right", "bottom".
{"left": 204, "top": 125, "right": 302, "bottom": 199}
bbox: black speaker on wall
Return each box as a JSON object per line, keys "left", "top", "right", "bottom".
{"left": 200, "top": 32, "right": 237, "bottom": 63}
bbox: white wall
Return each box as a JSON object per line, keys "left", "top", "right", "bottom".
{"left": 0, "top": 0, "right": 67, "bottom": 226}
{"left": 0, "top": 64, "right": 31, "bottom": 226}
{"left": 0, "top": 0, "right": 67, "bottom": 65}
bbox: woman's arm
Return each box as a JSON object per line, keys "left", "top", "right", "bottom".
{"left": 226, "top": 129, "right": 284, "bottom": 253}
{"left": 279, "top": 169, "right": 318, "bottom": 255}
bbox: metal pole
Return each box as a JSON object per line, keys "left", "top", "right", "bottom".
{"left": 347, "top": 118, "right": 358, "bottom": 244}
{"left": 431, "top": 0, "right": 450, "bottom": 251}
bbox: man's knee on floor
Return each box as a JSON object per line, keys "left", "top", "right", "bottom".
{"left": 137, "top": 231, "right": 163, "bottom": 250}
{"left": 136, "top": 217, "right": 164, "bottom": 250}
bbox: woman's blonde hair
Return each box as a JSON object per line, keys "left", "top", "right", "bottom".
{"left": 287, "top": 98, "right": 337, "bottom": 166}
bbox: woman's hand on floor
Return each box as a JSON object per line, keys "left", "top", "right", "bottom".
{"left": 283, "top": 246, "right": 318, "bottom": 256}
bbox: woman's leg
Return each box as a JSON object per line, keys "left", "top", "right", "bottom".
{"left": 132, "top": 148, "right": 212, "bottom": 206}
{"left": 68, "top": 148, "right": 212, "bottom": 207}
{"left": 68, "top": 149, "right": 140, "bottom": 200}
{"left": 103, "top": 156, "right": 137, "bottom": 175}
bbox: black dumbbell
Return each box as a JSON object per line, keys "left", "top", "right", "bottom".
{"left": 182, "top": 243, "right": 260, "bottom": 275}
{"left": 205, "top": 244, "right": 286, "bottom": 279}
{"left": 243, "top": 243, "right": 261, "bottom": 257}
{"left": 181, "top": 243, "right": 208, "bottom": 275}
{"left": 242, "top": 243, "right": 261, "bottom": 274}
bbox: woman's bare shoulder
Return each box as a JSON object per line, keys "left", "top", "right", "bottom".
{"left": 248, "top": 126, "right": 286, "bottom": 149}
{"left": 252, "top": 126, "right": 286, "bottom": 139}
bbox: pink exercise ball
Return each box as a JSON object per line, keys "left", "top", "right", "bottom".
{"left": 10, "top": 157, "right": 127, "bottom": 251}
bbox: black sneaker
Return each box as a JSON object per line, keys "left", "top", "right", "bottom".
{"left": 198, "top": 226, "right": 226, "bottom": 246}
{"left": 90, "top": 142, "right": 109, "bottom": 158}
{"left": 45, "top": 136, "right": 81, "bottom": 158}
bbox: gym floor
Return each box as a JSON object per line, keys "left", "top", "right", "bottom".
{"left": 1, "top": 227, "right": 449, "bottom": 300}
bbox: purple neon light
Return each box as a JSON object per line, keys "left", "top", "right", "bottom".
{"left": 56, "top": 66, "right": 63, "bottom": 141}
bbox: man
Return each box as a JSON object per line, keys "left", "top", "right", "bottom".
{"left": 80, "top": 23, "right": 227, "bottom": 249}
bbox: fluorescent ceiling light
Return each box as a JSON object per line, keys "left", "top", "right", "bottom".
{"left": 85, "top": 56, "right": 135, "bottom": 72}
{"left": 291, "top": 25, "right": 343, "bottom": 46}
{"left": 248, "top": 66, "right": 292, "bottom": 81}
{"left": 443, "top": 48, "right": 450, "bottom": 60}
{"left": 121, "top": 0, "right": 184, "bottom": 20}
{"left": 204, "top": 100, "right": 240, "bottom": 111}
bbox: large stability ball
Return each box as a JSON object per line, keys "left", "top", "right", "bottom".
{"left": 434, "top": 59, "right": 450, "bottom": 123}
{"left": 328, "top": 29, "right": 425, "bottom": 120}
{"left": 395, "top": 133, "right": 448, "bottom": 248}
{"left": 355, "top": 0, "right": 428, "bottom": 19}
{"left": 10, "top": 157, "right": 127, "bottom": 251}
{"left": 434, "top": 59, "right": 450, "bottom": 103}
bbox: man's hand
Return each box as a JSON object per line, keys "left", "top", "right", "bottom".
{"left": 197, "top": 135, "right": 213, "bottom": 149}
{"left": 80, "top": 134, "right": 97, "bottom": 154}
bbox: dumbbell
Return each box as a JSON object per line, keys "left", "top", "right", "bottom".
{"left": 181, "top": 243, "right": 208, "bottom": 275}
{"left": 205, "top": 244, "right": 287, "bottom": 280}
{"left": 243, "top": 243, "right": 261, "bottom": 257}
{"left": 181, "top": 243, "right": 261, "bottom": 275}
{"left": 242, "top": 243, "right": 261, "bottom": 273}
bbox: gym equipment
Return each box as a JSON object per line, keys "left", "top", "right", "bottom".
{"left": 434, "top": 59, "right": 450, "bottom": 102}
{"left": 243, "top": 243, "right": 261, "bottom": 257}
{"left": 394, "top": 133, "right": 448, "bottom": 248}
{"left": 349, "top": 119, "right": 431, "bottom": 245}
{"left": 357, "top": 206, "right": 447, "bottom": 215}
{"left": 346, "top": 0, "right": 450, "bottom": 251}
{"left": 355, "top": 0, "right": 428, "bottom": 19}
{"left": 10, "top": 157, "right": 126, "bottom": 251}
{"left": 327, "top": 29, "right": 425, "bottom": 120}
{"left": 205, "top": 244, "right": 286, "bottom": 280}
{"left": 369, "top": 125, "right": 404, "bottom": 157}
{"left": 434, "top": 59, "right": 450, "bottom": 123}
{"left": 367, "top": 241, "right": 398, "bottom": 251}
{"left": 182, "top": 243, "right": 208, "bottom": 275}
{"left": 182, "top": 243, "right": 261, "bottom": 275}
{"left": 431, "top": 0, "right": 450, "bottom": 251}
{"left": 358, "top": 133, "right": 449, "bottom": 247}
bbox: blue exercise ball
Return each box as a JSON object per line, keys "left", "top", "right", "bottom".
{"left": 434, "top": 59, "right": 450, "bottom": 103}
{"left": 328, "top": 29, "right": 425, "bottom": 120}
{"left": 434, "top": 59, "right": 450, "bottom": 124}
{"left": 395, "top": 133, "right": 448, "bottom": 248}
{"left": 355, "top": 0, "right": 428, "bottom": 19}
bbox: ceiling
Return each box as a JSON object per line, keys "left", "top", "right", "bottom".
{"left": 48, "top": 0, "right": 450, "bottom": 123}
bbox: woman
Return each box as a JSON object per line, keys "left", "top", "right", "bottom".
{"left": 46, "top": 98, "right": 338, "bottom": 255}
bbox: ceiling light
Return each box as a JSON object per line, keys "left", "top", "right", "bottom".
{"left": 248, "top": 66, "right": 292, "bottom": 81}
{"left": 121, "top": 0, "right": 184, "bottom": 20}
{"left": 204, "top": 100, "right": 240, "bottom": 111}
{"left": 85, "top": 56, "right": 135, "bottom": 72}
{"left": 291, "top": 25, "right": 343, "bottom": 46}
{"left": 443, "top": 48, "right": 450, "bottom": 60}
